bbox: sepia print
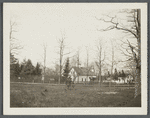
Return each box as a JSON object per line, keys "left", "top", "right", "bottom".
{"left": 3, "top": 3, "right": 147, "bottom": 115}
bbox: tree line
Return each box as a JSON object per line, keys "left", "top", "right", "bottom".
{"left": 10, "top": 53, "right": 42, "bottom": 81}
{"left": 10, "top": 53, "right": 69, "bottom": 83}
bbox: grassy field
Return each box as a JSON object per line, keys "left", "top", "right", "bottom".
{"left": 10, "top": 83, "right": 141, "bottom": 107}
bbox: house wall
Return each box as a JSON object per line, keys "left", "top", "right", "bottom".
{"left": 73, "top": 76, "right": 96, "bottom": 83}
{"left": 69, "top": 68, "right": 96, "bottom": 83}
{"left": 79, "top": 76, "right": 90, "bottom": 82}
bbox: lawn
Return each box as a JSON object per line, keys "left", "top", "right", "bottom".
{"left": 10, "top": 83, "right": 141, "bottom": 107}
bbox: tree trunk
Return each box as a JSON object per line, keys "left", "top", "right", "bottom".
{"left": 59, "top": 48, "right": 62, "bottom": 85}
{"left": 134, "top": 9, "right": 141, "bottom": 98}
{"left": 134, "top": 67, "right": 141, "bottom": 98}
{"left": 99, "top": 67, "right": 102, "bottom": 86}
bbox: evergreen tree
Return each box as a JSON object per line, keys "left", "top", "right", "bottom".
{"left": 35, "top": 62, "right": 42, "bottom": 76}
{"left": 10, "top": 53, "right": 17, "bottom": 64}
{"left": 113, "top": 68, "right": 118, "bottom": 80}
{"left": 121, "top": 70, "right": 126, "bottom": 77}
{"left": 32, "top": 66, "right": 36, "bottom": 76}
{"left": 13, "top": 61, "right": 21, "bottom": 77}
{"left": 22, "top": 58, "right": 27, "bottom": 65}
{"left": 63, "top": 58, "right": 70, "bottom": 82}
{"left": 121, "top": 70, "right": 126, "bottom": 83}
{"left": 20, "top": 58, "right": 27, "bottom": 76}
{"left": 118, "top": 71, "right": 121, "bottom": 77}
{"left": 21, "top": 59, "right": 34, "bottom": 75}
{"left": 108, "top": 71, "right": 110, "bottom": 77}
{"left": 10, "top": 53, "right": 19, "bottom": 77}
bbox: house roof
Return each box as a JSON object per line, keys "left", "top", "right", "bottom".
{"left": 71, "top": 66, "right": 96, "bottom": 76}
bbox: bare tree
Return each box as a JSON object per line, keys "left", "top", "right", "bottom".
{"left": 69, "top": 47, "right": 81, "bottom": 68}
{"left": 10, "top": 18, "right": 23, "bottom": 55}
{"left": 57, "top": 34, "right": 71, "bottom": 85}
{"left": 97, "top": 9, "right": 141, "bottom": 97}
{"left": 53, "top": 63, "right": 60, "bottom": 82}
{"left": 125, "top": 61, "right": 135, "bottom": 77}
{"left": 58, "top": 37, "right": 65, "bottom": 84}
{"left": 110, "top": 40, "right": 114, "bottom": 76}
{"left": 76, "top": 47, "right": 81, "bottom": 83}
{"left": 68, "top": 47, "right": 82, "bottom": 83}
{"left": 86, "top": 46, "right": 89, "bottom": 81}
{"left": 77, "top": 47, "right": 81, "bottom": 68}
{"left": 42, "top": 43, "right": 47, "bottom": 83}
{"left": 70, "top": 56, "right": 77, "bottom": 67}
{"left": 95, "top": 39, "right": 105, "bottom": 85}
{"left": 110, "top": 40, "right": 119, "bottom": 76}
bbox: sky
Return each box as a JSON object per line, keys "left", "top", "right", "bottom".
{"left": 7, "top": 3, "right": 137, "bottom": 72}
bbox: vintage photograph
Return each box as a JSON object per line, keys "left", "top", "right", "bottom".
{"left": 3, "top": 3, "right": 147, "bottom": 115}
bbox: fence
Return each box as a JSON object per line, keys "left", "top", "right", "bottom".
{"left": 10, "top": 75, "right": 65, "bottom": 84}
{"left": 10, "top": 76, "right": 135, "bottom": 87}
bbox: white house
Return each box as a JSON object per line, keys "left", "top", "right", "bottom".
{"left": 114, "top": 75, "right": 134, "bottom": 84}
{"left": 104, "top": 74, "right": 134, "bottom": 84}
{"left": 69, "top": 67, "right": 96, "bottom": 83}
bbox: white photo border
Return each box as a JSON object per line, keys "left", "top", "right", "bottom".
{"left": 3, "top": 3, "right": 147, "bottom": 115}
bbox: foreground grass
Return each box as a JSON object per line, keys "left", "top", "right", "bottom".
{"left": 10, "top": 83, "right": 141, "bottom": 107}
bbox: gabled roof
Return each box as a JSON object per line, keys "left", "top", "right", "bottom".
{"left": 71, "top": 66, "right": 96, "bottom": 76}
